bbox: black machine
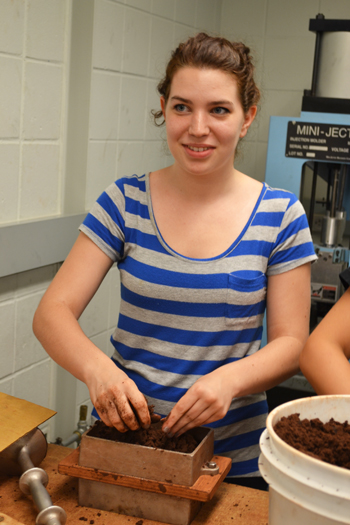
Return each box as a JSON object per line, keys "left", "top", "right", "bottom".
{"left": 264, "top": 14, "right": 350, "bottom": 411}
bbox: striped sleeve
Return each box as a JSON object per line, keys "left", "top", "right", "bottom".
{"left": 79, "top": 180, "right": 126, "bottom": 262}
{"left": 267, "top": 191, "right": 317, "bottom": 275}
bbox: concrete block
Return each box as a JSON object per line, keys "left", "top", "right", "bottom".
{"left": 23, "top": 62, "right": 63, "bottom": 140}
{"left": 13, "top": 359, "right": 52, "bottom": 408}
{"left": 89, "top": 70, "right": 121, "bottom": 140}
{"left": 93, "top": 0, "right": 124, "bottom": 72}
{"left": 263, "top": 36, "right": 314, "bottom": 91}
{"left": 174, "top": 0, "right": 196, "bottom": 26}
{"left": 255, "top": 141, "right": 268, "bottom": 183}
{"left": 86, "top": 141, "right": 117, "bottom": 209}
{"left": 16, "top": 265, "right": 57, "bottom": 297}
{"left": 26, "top": 0, "right": 65, "bottom": 62}
{"left": 0, "top": 0, "right": 25, "bottom": 55}
{"left": 143, "top": 140, "right": 165, "bottom": 173}
{"left": 196, "top": 0, "right": 221, "bottom": 33}
{"left": 257, "top": 89, "right": 302, "bottom": 143}
{"left": 266, "top": 0, "right": 319, "bottom": 37}
{"left": 0, "top": 144, "right": 20, "bottom": 223}
{"left": 149, "top": 16, "right": 174, "bottom": 78}
{"left": 76, "top": 378, "right": 90, "bottom": 407}
{"left": 145, "top": 79, "right": 163, "bottom": 141}
{"left": 221, "top": 0, "right": 266, "bottom": 38}
{"left": 20, "top": 144, "right": 60, "bottom": 220}
{"left": 152, "top": 0, "right": 175, "bottom": 20}
{"left": 117, "top": 141, "right": 144, "bottom": 178}
{"left": 0, "top": 378, "right": 13, "bottom": 395}
{"left": 123, "top": 8, "right": 151, "bottom": 75}
{"left": 173, "top": 23, "right": 196, "bottom": 49}
{"left": 0, "top": 56, "right": 22, "bottom": 138}
{"left": 125, "top": 0, "right": 152, "bottom": 11}
{"left": 0, "top": 275, "right": 17, "bottom": 303}
{"left": 0, "top": 301, "right": 15, "bottom": 378}
{"left": 320, "top": 0, "right": 350, "bottom": 19}
{"left": 15, "top": 292, "right": 48, "bottom": 371}
{"left": 118, "top": 76, "right": 147, "bottom": 140}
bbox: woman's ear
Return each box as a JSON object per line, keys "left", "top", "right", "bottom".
{"left": 240, "top": 105, "right": 257, "bottom": 138}
{"left": 160, "top": 96, "right": 166, "bottom": 120}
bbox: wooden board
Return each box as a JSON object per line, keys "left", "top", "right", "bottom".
{"left": 0, "top": 393, "right": 56, "bottom": 452}
{"left": 58, "top": 448, "right": 232, "bottom": 502}
{"left": 0, "top": 513, "right": 25, "bottom": 525}
{"left": 0, "top": 444, "right": 269, "bottom": 525}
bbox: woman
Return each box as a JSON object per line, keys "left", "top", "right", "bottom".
{"left": 300, "top": 268, "right": 350, "bottom": 394}
{"left": 33, "top": 33, "right": 316, "bottom": 488}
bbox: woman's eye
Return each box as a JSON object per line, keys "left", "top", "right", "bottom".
{"left": 212, "top": 107, "right": 229, "bottom": 115}
{"left": 174, "top": 104, "right": 188, "bottom": 112}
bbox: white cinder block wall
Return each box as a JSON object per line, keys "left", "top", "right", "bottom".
{"left": 1, "top": 0, "right": 349, "bottom": 443}
{"left": 0, "top": 0, "right": 222, "bottom": 442}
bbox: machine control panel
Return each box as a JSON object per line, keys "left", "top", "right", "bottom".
{"left": 285, "top": 121, "right": 350, "bottom": 162}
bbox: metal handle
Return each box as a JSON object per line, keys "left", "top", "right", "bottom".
{"left": 18, "top": 436, "right": 67, "bottom": 525}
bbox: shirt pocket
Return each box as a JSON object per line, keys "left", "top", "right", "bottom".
{"left": 225, "top": 273, "right": 267, "bottom": 326}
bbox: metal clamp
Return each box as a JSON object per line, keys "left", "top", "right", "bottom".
{"left": 200, "top": 461, "right": 219, "bottom": 476}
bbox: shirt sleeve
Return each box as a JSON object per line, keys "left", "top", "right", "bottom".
{"left": 79, "top": 180, "right": 126, "bottom": 262}
{"left": 267, "top": 194, "right": 317, "bottom": 276}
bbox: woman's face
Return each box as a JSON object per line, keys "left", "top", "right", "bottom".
{"left": 161, "top": 67, "right": 256, "bottom": 178}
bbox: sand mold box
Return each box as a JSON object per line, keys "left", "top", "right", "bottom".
{"left": 274, "top": 413, "right": 350, "bottom": 469}
{"left": 88, "top": 419, "right": 199, "bottom": 453}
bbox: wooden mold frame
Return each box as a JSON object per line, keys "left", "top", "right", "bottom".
{"left": 58, "top": 425, "right": 232, "bottom": 525}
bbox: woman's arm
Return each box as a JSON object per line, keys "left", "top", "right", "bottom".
{"left": 299, "top": 287, "right": 350, "bottom": 394}
{"left": 162, "top": 263, "right": 311, "bottom": 437}
{"left": 33, "top": 232, "right": 151, "bottom": 431}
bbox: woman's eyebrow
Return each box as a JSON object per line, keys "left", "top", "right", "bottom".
{"left": 170, "top": 95, "right": 233, "bottom": 107}
{"left": 211, "top": 100, "right": 233, "bottom": 106}
{"left": 170, "top": 96, "right": 191, "bottom": 103}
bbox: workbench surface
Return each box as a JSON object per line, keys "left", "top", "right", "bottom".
{"left": 0, "top": 444, "right": 269, "bottom": 525}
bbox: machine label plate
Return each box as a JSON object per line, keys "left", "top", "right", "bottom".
{"left": 285, "top": 121, "right": 350, "bottom": 162}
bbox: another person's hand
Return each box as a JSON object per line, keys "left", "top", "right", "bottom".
{"left": 87, "top": 362, "right": 151, "bottom": 432}
{"left": 162, "top": 367, "right": 233, "bottom": 437}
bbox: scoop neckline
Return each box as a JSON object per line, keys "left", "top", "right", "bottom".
{"left": 146, "top": 172, "right": 267, "bottom": 263}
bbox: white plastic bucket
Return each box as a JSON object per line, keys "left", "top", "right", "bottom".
{"left": 259, "top": 395, "right": 350, "bottom": 524}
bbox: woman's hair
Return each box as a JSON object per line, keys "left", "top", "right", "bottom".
{"left": 152, "top": 32, "right": 260, "bottom": 126}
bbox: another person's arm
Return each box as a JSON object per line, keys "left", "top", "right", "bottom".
{"left": 163, "top": 262, "right": 311, "bottom": 437}
{"left": 299, "top": 287, "right": 350, "bottom": 395}
{"left": 33, "top": 232, "right": 151, "bottom": 431}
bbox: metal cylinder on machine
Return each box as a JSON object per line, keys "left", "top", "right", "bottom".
{"left": 321, "top": 210, "right": 347, "bottom": 247}
{"left": 316, "top": 31, "right": 350, "bottom": 99}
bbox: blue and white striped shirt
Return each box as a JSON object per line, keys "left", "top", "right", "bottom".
{"left": 80, "top": 173, "right": 316, "bottom": 477}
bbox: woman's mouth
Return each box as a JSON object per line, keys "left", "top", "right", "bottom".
{"left": 187, "top": 145, "right": 211, "bottom": 152}
{"left": 183, "top": 144, "right": 214, "bottom": 158}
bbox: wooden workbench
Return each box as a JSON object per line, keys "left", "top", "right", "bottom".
{"left": 0, "top": 444, "right": 269, "bottom": 525}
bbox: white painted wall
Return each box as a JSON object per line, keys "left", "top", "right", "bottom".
{"left": 1, "top": 0, "right": 349, "bottom": 442}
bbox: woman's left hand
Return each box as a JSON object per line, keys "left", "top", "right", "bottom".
{"left": 162, "top": 367, "right": 233, "bottom": 437}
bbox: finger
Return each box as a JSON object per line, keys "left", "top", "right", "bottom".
{"left": 95, "top": 406, "right": 113, "bottom": 427}
{"left": 162, "top": 394, "right": 202, "bottom": 434}
{"left": 128, "top": 393, "right": 152, "bottom": 429}
{"left": 115, "top": 398, "right": 140, "bottom": 431}
{"left": 173, "top": 406, "right": 220, "bottom": 437}
{"left": 95, "top": 400, "right": 129, "bottom": 432}
{"left": 165, "top": 398, "right": 217, "bottom": 436}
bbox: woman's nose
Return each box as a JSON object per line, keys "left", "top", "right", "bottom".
{"left": 188, "top": 112, "right": 209, "bottom": 136}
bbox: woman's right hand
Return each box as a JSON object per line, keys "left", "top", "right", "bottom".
{"left": 87, "top": 363, "right": 151, "bottom": 432}
{"left": 32, "top": 233, "right": 151, "bottom": 432}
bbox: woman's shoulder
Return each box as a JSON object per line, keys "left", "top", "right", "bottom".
{"left": 113, "top": 173, "right": 147, "bottom": 192}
